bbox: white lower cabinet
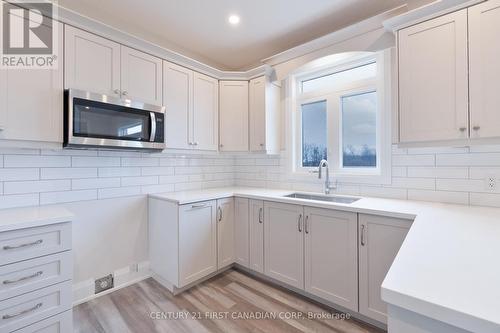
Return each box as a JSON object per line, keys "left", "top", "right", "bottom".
{"left": 264, "top": 202, "right": 304, "bottom": 289}
{"left": 304, "top": 207, "right": 358, "bottom": 311}
{"left": 358, "top": 214, "right": 412, "bottom": 323}
{"left": 234, "top": 198, "right": 250, "bottom": 268}
{"left": 249, "top": 200, "right": 264, "bottom": 273}
{"left": 178, "top": 201, "right": 217, "bottom": 287}
{"left": 217, "top": 198, "right": 235, "bottom": 269}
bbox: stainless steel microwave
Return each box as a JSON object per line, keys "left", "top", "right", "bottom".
{"left": 64, "top": 89, "right": 165, "bottom": 151}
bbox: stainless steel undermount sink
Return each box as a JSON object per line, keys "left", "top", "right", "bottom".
{"left": 284, "top": 193, "right": 360, "bottom": 204}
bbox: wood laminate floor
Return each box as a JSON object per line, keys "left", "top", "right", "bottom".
{"left": 73, "top": 269, "right": 384, "bottom": 333}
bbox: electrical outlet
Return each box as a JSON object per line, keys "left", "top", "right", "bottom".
{"left": 486, "top": 176, "right": 496, "bottom": 191}
{"left": 95, "top": 274, "right": 113, "bottom": 294}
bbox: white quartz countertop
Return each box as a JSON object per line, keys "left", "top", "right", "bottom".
{"left": 0, "top": 205, "right": 74, "bottom": 233}
{"left": 150, "top": 187, "right": 500, "bottom": 332}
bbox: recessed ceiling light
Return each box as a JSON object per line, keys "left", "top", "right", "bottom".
{"left": 228, "top": 14, "right": 240, "bottom": 25}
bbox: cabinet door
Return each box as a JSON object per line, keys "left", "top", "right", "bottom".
{"left": 120, "top": 46, "right": 162, "bottom": 105}
{"left": 163, "top": 61, "right": 192, "bottom": 149}
{"left": 193, "top": 73, "right": 218, "bottom": 151}
{"left": 264, "top": 202, "right": 304, "bottom": 289}
{"left": 359, "top": 214, "right": 412, "bottom": 323}
{"left": 64, "top": 25, "right": 120, "bottom": 96}
{"left": 249, "top": 200, "right": 264, "bottom": 273}
{"left": 304, "top": 207, "right": 358, "bottom": 311}
{"left": 217, "top": 198, "right": 235, "bottom": 269}
{"left": 398, "top": 9, "right": 468, "bottom": 143}
{"left": 0, "top": 20, "right": 63, "bottom": 143}
{"left": 219, "top": 81, "right": 249, "bottom": 151}
{"left": 249, "top": 77, "right": 266, "bottom": 151}
{"left": 179, "top": 201, "right": 217, "bottom": 287}
{"left": 469, "top": 0, "right": 500, "bottom": 139}
{"left": 234, "top": 198, "right": 250, "bottom": 268}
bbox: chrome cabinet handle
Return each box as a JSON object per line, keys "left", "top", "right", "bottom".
{"left": 122, "top": 90, "right": 128, "bottom": 96}
{"left": 459, "top": 127, "right": 467, "bottom": 132}
{"left": 219, "top": 144, "right": 224, "bottom": 148}
{"left": 2, "top": 303, "right": 42, "bottom": 320}
{"left": 361, "top": 224, "right": 366, "bottom": 246}
{"left": 298, "top": 214, "right": 303, "bottom": 232}
{"left": 305, "top": 215, "right": 310, "bottom": 234}
{"left": 149, "top": 112, "right": 156, "bottom": 142}
{"left": 473, "top": 126, "right": 480, "bottom": 131}
{"left": 217, "top": 207, "right": 223, "bottom": 222}
{"left": 113, "top": 89, "right": 120, "bottom": 95}
{"left": 259, "top": 143, "right": 264, "bottom": 147}
{"left": 3, "top": 239, "right": 43, "bottom": 251}
{"left": 190, "top": 203, "right": 207, "bottom": 209}
{"left": 3, "top": 271, "right": 43, "bottom": 285}
{"left": 258, "top": 208, "right": 263, "bottom": 223}
{"left": 194, "top": 142, "right": 199, "bottom": 146}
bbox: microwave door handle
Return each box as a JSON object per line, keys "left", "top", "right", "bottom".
{"left": 150, "top": 112, "right": 156, "bottom": 142}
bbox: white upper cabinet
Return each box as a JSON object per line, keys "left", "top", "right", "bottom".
{"left": 264, "top": 201, "right": 304, "bottom": 289}
{"left": 249, "top": 76, "right": 281, "bottom": 154}
{"left": 358, "top": 214, "right": 412, "bottom": 324}
{"left": 163, "top": 61, "right": 192, "bottom": 149}
{"left": 193, "top": 73, "right": 219, "bottom": 151}
{"left": 398, "top": 9, "right": 468, "bottom": 143}
{"left": 469, "top": 0, "right": 500, "bottom": 139}
{"left": 64, "top": 25, "right": 121, "bottom": 97}
{"left": 219, "top": 81, "right": 249, "bottom": 151}
{"left": 65, "top": 26, "right": 162, "bottom": 105}
{"left": 304, "top": 207, "right": 358, "bottom": 311}
{"left": 0, "top": 20, "right": 63, "bottom": 143}
{"left": 120, "top": 46, "right": 162, "bottom": 105}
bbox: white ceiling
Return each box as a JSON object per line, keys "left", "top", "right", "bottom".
{"left": 59, "top": 0, "right": 428, "bottom": 71}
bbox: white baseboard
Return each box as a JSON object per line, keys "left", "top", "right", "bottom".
{"left": 72, "top": 261, "right": 150, "bottom": 306}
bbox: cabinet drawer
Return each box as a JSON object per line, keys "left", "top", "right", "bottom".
{"left": 0, "top": 223, "right": 71, "bottom": 266}
{"left": 0, "top": 281, "right": 72, "bottom": 332}
{"left": 13, "top": 310, "right": 72, "bottom": 333}
{"left": 0, "top": 252, "right": 72, "bottom": 301}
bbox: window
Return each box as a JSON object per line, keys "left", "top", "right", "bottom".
{"left": 291, "top": 52, "right": 391, "bottom": 183}
{"left": 341, "top": 91, "right": 377, "bottom": 168}
{"left": 301, "top": 100, "right": 327, "bottom": 167}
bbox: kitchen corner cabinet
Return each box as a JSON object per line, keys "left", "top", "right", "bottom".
{"left": 398, "top": 9, "right": 468, "bottom": 143}
{"left": 304, "top": 207, "right": 358, "bottom": 311}
{"left": 358, "top": 214, "right": 412, "bottom": 323}
{"left": 264, "top": 202, "right": 304, "bottom": 289}
{"left": 468, "top": 0, "right": 500, "bottom": 139}
{"left": 234, "top": 198, "right": 250, "bottom": 267}
{"left": 217, "top": 198, "right": 235, "bottom": 269}
{"left": 249, "top": 199, "right": 265, "bottom": 273}
{"left": 0, "top": 20, "right": 63, "bottom": 143}
{"left": 249, "top": 76, "right": 281, "bottom": 154}
{"left": 163, "top": 62, "right": 219, "bottom": 151}
{"left": 219, "top": 81, "right": 249, "bottom": 151}
{"left": 65, "top": 25, "right": 162, "bottom": 105}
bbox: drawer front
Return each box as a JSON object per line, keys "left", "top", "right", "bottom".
{"left": 0, "top": 252, "right": 72, "bottom": 300}
{"left": 0, "top": 281, "right": 72, "bottom": 332}
{"left": 13, "top": 310, "right": 72, "bottom": 333}
{"left": 0, "top": 223, "right": 71, "bottom": 266}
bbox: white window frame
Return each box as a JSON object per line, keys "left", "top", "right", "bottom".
{"left": 289, "top": 51, "right": 392, "bottom": 185}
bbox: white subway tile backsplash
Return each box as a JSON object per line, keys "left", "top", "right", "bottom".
{"left": 41, "top": 168, "right": 97, "bottom": 179}
{"left": 469, "top": 167, "right": 500, "bottom": 180}
{"left": 72, "top": 178, "right": 121, "bottom": 190}
{"left": 40, "top": 189, "right": 97, "bottom": 205}
{"left": 0, "top": 193, "right": 39, "bottom": 209}
{"left": 392, "top": 154, "right": 435, "bottom": 166}
{"left": 4, "top": 180, "right": 70, "bottom": 194}
{"left": 436, "top": 153, "right": 500, "bottom": 166}
{"left": 98, "top": 186, "right": 142, "bottom": 199}
{"left": 141, "top": 167, "right": 174, "bottom": 176}
{"left": 390, "top": 177, "right": 435, "bottom": 190}
{"left": 121, "top": 176, "right": 158, "bottom": 187}
{"left": 141, "top": 184, "right": 175, "bottom": 194}
{"left": 121, "top": 157, "right": 159, "bottom": 167}
{"left": 470, "top": 192, "right": 500, "bottom": 208}
{"left": 0, "top": 168, "right": 39, "bottom": 181}
{"left": 98, "top": 167, "right": 141, "bottom": 178}
{"left": 72, "top": 156, "right": 120, "bottom": 167}
{"left": 4, "top": 155, "right": 70, "bottom": 167}
{"left": 436, "top": 179, "right": 485, "bottom": 193}
{"left": 407, "top": 167, "right": 468, "bottom": 179}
